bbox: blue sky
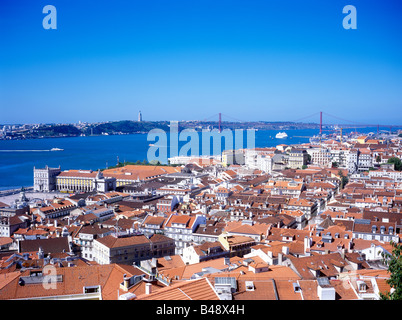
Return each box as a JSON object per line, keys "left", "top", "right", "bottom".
{"left": 1, "top": 0, "right": 402, "bottom": 125}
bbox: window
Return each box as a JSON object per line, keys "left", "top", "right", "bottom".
{"left": 84, "top": 286, "right": 100, "bottom": 294}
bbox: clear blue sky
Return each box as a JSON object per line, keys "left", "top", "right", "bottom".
{"left": 1, "top": 0, "right": 401, "bottom": 125}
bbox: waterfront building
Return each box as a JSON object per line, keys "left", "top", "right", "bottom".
{"left": 33, "top": 166, "right": 61, "bottom": 192}
{"left": 55, "top": 169, "right": 116, "bottom": 193}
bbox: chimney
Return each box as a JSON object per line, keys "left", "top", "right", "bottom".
{"left": 341, "top": 248, "right": 345, "bottom": 260}
{"left": 145, "top": 283, "right": 152, "bottom": 295}
{"left": 278, "top": 252, "right": 283, "bottom": 265}
{"left": 304, "top": 236, "right": 310, "bottom": 254}
{"left": 122, "top": 274, "right": 130, "bottom": 291}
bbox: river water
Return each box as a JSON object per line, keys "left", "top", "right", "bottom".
{"left": 0, "top": 127, "right": 392, "bottom": 189}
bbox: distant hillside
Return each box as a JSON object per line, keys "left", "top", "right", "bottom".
{"left": 32, "top": 125, "right": 82, "bottom": 137}
{"left": 86, "top": 121, "right": 170, "bottom": 135}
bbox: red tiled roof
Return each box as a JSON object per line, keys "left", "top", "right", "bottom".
{"left": 136, "top": 278, "right": 219, "bottom": 300}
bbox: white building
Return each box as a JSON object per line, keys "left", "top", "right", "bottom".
{"left": 244, "top": 148, "right": 274, "bottom": 173}
{"left": 75, "top": 224, "right": 113, "bottom": 261}
{"left": 55, "top": 169, "right": 116, "bottom": 193}
{"left": 347, "top": 149, "right": 359, "bottom": 174}
{"left": 329, "top": 148, "right": 350, "bottom": 168}
{"left": 307, "top": 148, "right": 332, "bottom": 167}
{"left": 163, "top": 214, "right": 207, "bottom": 255}
{"left": 368, "top": 168, "right": 402, "bottom": 181}
{"left": 357, "top": 149, "right": 373, "bottom": 171}
{"left": 33, "top": 166, "right": 61, "bottom": 192}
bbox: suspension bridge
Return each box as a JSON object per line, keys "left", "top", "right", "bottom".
{"left": 200, "top": 111, "right": 401, "bottom": 134}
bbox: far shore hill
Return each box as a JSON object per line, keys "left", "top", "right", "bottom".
{"left": 1, "top": 119, "right": 372, "bottom": 140}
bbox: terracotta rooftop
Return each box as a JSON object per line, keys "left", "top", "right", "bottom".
{"left": 135, "top": 277, "right": 219, "bottom": 300}
{"left": 95, "top": 234, "right": 150, "bottom": 249}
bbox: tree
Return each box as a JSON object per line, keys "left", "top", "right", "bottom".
{"left": 381, "top": 241, "right": 402, "bottom": 300}
{"left": 387, "top": 157, "right": 402, "bottom": 171}
{"left": 338, "top": 170, "right": 349, "bottom": 189}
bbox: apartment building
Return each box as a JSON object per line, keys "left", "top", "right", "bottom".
{"left": 163, "top": 213, "right": 207, "bottom": 254}
{"left": 0, "top": 215, "right": 29, "bottom": 237}
{"left": 222, "top": 149, "right": 246, "bottom": 166}
{"left": 347, "top": 149, "right": 359, "bottom": 174}
{"left": 329, "top": 147, "right": 349, "bottom": 168}
{"left": 368, "top": 168, "right": 402, "bottom": 181}
{"left": 74, "top": 224, "right": 113, "bottom": 261}
{"left": 244, "top": 148, "right": 275, "bottom": 173}
{"left": 34, "top": 198, "right": 77, "bottom": 219}
{"left": 218, "top": 233, "right": 256, "bottom": 257}
{"left": 288, "top": 149, "right": 308, "bottom": 169}
{"left": 93, "top": 233, "right": 175, "bottom": 265}
{"left": 307, "top": 148, "right": 332, "bottom": 167}
{"left": 357, "top": 148, "right": 373, "bottom": 171}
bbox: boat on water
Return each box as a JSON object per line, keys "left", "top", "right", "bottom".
{"left": 50, "top": 148, "right": 64, "bottom": 151}
{"left": 275, "top": 132, "right": 288, "bottom": 139}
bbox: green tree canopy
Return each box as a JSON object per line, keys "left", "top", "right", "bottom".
{"left": 387, "top": 157, "right": 402, "bottom": 171}
{"left": 338, "top": 169, "right": 349, "bottom": 189}
{"left": 381, "top": 241, "right": 402, "bottom": 300}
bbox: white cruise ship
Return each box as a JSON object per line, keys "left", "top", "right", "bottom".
{"left": 275, "top": 132, "right": 288, "bottom": 139}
